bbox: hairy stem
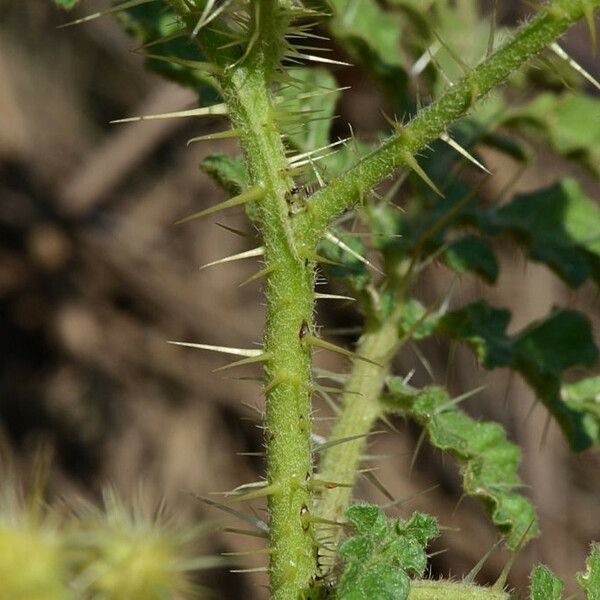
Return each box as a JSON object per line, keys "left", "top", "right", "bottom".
{"left": 218, "top": 3, "right": 318, "bottom": 598}
{"left": 409, "top": 581, "right": 509, "bottom": 600}
{"left": 316, "top": 314, "right": 401, "bottom": 551}
{"left": 293, "top": 0, "right": 600, "bottom": 247}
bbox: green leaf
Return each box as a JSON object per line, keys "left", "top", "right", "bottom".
{"left": 199, "top": 154, "right": 259, "bottom": 223}
{"left": 345, "top": 505, "right": 388, "bottom": 540}
{"left": 512, "top": 310, "right": 599, "bottom": 450}
{"left": 437, "top": 302, "right": 600, "bottom": 451}
{"left": 505, "top": 93, "right": 600, "bottom": 177}
{"left": 578, "top": 544, "right": 600, "bottom": 600}
{"left": 530, "top": 565, "right": 564, "bottom": 600}
{"left": 278, "top": 67, "right": 340, "bottom": 153}
{"left": 561, "top": 377, "right": 600, "bottom": 420}
{"left": 117, "top": 4, "right": 221, "bottom": 99}
{"left": 326, "top": 0, "right": 409, "bottom": 109}
{"left": 492, "top": 179, "right": 600, "bottom": 288}
{"left": 337, "top": 505, "right": 438, "bottom": 600}
{"left": 383, "top": 382, "right": 538, "bottom": 550}
{"left": 200, "top": 154, "right": 248, "bottom": 196}
{"left": 437, "top": 302, "right": 513, "bottom": 369}
{"left": 397, "top": 299, "right": 440, "bottom": 340}
{"left": 52, "top": 0, "right": 80, "bottom": 8}
{"left": 318, "top": 233, "right": 371, "bottom": 294}
{"left": 444, "top": 236, "right": 499, "bottom": 283}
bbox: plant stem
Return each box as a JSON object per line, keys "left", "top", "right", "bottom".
{"left": 316, "top": 314, "right": 401, "bottom": 550}
{"left": 217, "top": 3, "right": 318, "bottom": 597}
{"left": 293, "top": 0, "right": 600, "bottom": 247}
{"left": 409, "top": 581, "right": 509, "bottom": 600}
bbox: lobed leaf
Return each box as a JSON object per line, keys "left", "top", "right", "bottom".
{"left": 52, "top": 0, "right": 80, "bottom": 8}
{"left": 437, "top": 302, "right": 600, "bottom": 451}
{"left": 326, "top": 0, "right": 409, "bottom": 109}
{"left": 504, "top": 93, "right": 600, "bottom": 177}
{"left": 200, "top": 154, "right": 248, "bottom": 195}
{"left": 578, "top": 544, "right": 600, "bottom": 600}
{"left": 491, "top": 179, "right": 600, "bottom": 288}
{"left": 278, "top": 67, "right": 340, "bottom": 154}
{"left": 530, "top": 565, "right": 564, "bottom": 600}
{"left": 117, "top": 4, "right": 221, "bottom": 100}
{"left": 383, "top": 381, "right": 538, "bottom": 549}
{"left": 443, "top": 236, "right": 499, "bottom": 284}
{"left": 337, "top": 505, "right": 438, "bottom": 600}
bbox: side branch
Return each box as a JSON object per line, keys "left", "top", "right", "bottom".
{"left": 293, "top": 0, "right": 600, "bottom": 248}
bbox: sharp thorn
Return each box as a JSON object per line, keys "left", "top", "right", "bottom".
{"left": 551, "top": 43, "right": 600, "bottom": 91}
{"left": 304, "top": 335, "right": 383, "bottom": 367}
{"left": 219, "top": 483, "right": 280, "bottom": 503}
{"left": 404, "top": 153, "right": 444, "bottom": 197}
{"left": 111, "top": 102, "right": 228, "bottom": 124}
{"left": 239, "top": 265, "right": 275, "bottom": 287}
{"left": 362, "top": 470, "right": 394, "bottom": 501}
{"left": 200, "top": 247, "right": 264, "bottom": 270}
{"left": 216, "top": 222, "right": 260, "bottom": 242}
{"left": 223, "top": 527, "right": 268, "bottom": 539}
{"left": 175, "top": 186, "right": 264, "bottom": 225}
{"left": 440, "top": 133, "right": 491, "bottom": 174}
{"left": 325, "top": 231, "right": 384, "bottom": 274}
{"left": 314, "top": 293, "right": 356, "bottom": 302}
{"left": 167, "top": 341, "right": 263, "bottom": 358}
{"left": 314, "top": 433, "right": 371, "bottom": 453}
{"left": 463, "top": 540, "right": 502, "bottom": 584}
{"left": 222, "top": 548, "right": 272, "bottom": 556}
{"left": 142, "top": 53, "right": 220, "bottom": 74}
{"left": 192, "top": 494, "right": 269, "bottom": 532}
{"left": 213, "top": 353, "right": 271, "bottom": 373}
{"left": 187, "top": 129, "right": 240, "bottom": 145}
{"left": 57, "top": 0, "right": 155, "bottom": 28}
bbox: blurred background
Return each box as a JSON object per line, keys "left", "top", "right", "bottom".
{"left": 1, "top": 1, "right": 599, "bottom": 597}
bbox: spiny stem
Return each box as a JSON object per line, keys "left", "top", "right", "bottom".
{"left": 409, "top": 581, "right": 509, "bottom": 600}
{"left": 316, "top": 315, "right": 401, "bottom": 555}
{"left": 293, "top": 0, "right": 600, "bottom": 248}
{"left": 216, "top": 2, "right": 318, "bottom": 598}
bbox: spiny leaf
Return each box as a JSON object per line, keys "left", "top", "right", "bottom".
{"left": 200, "top": 154, "right": 249, "bottom": 196}
{"left": 52, "top": 0, "right": 80, "bottom": 8}
{"left": 278, "top": 67, "right": 340, "bottom": 153}
{"left": 530, "top": 565, "right": 564, "bottom": 600}
{"left": 396, "top": 299, "right": 440, "bottom": 341}
{"left": 117, "top": 3, "right": 222, "bottom": 99}
{"left": 561, "top": 376, "right": 600, "bottom": 422}
{"left": 437, "top": 301, "right": 513, "bottom": 369}
{"left": 318, "top": 232, "right": 371, "bottom": 295}
{"left": 326, "top": 0, "right": 409, "bottom": 109}
{"left": 436, "top": 302, "right": 600, "bottom": 451}
{"left": 337, "top": 505, "right": 438, "bottom": 600}
{"left": 199, "top": 154, "right": 261, "bottom": 223}
{"left": 491, "top": 179, "right": 600, "bottom": 288}
{"left": 578, "top": 544, "right": 600, "bottom": 600}
{"left": 503, "top": 93, "right": 600, "bottom": 177}
{"left": 443, "top": 236, "right": 499, "bottom": 283}
{"left": 383, "top": 381, "right": 538, "bottom": 550}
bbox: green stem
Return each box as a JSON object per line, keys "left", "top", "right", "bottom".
{"left": 409, "top": 581, "right": 509, "bottom": 600}
{"left": 217, "top": 3, "right": 318, "bottom": 598}
{"left": 316, "top": 314, "right": 401, "bottom": 550}
{"left": 293, "top": 0, "right": 600, "bottom": 248}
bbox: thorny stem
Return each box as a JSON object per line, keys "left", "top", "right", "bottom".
{"left": 316, "top": 316, "right": 400, "bottom": 547}
{"left": 219, "top": 5, "right": 320, "bottom": 599}
{"left": 293, "top": 0, "right": 600, "bottom": 249}
{"left": 408, "top": 580, "right": 509, "bottom": 600}
{"left": 314, "top": 0, "right": 600, "bottom": 553}
{"left": 167, "top": 0, "right": 598, "bottom": 596}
